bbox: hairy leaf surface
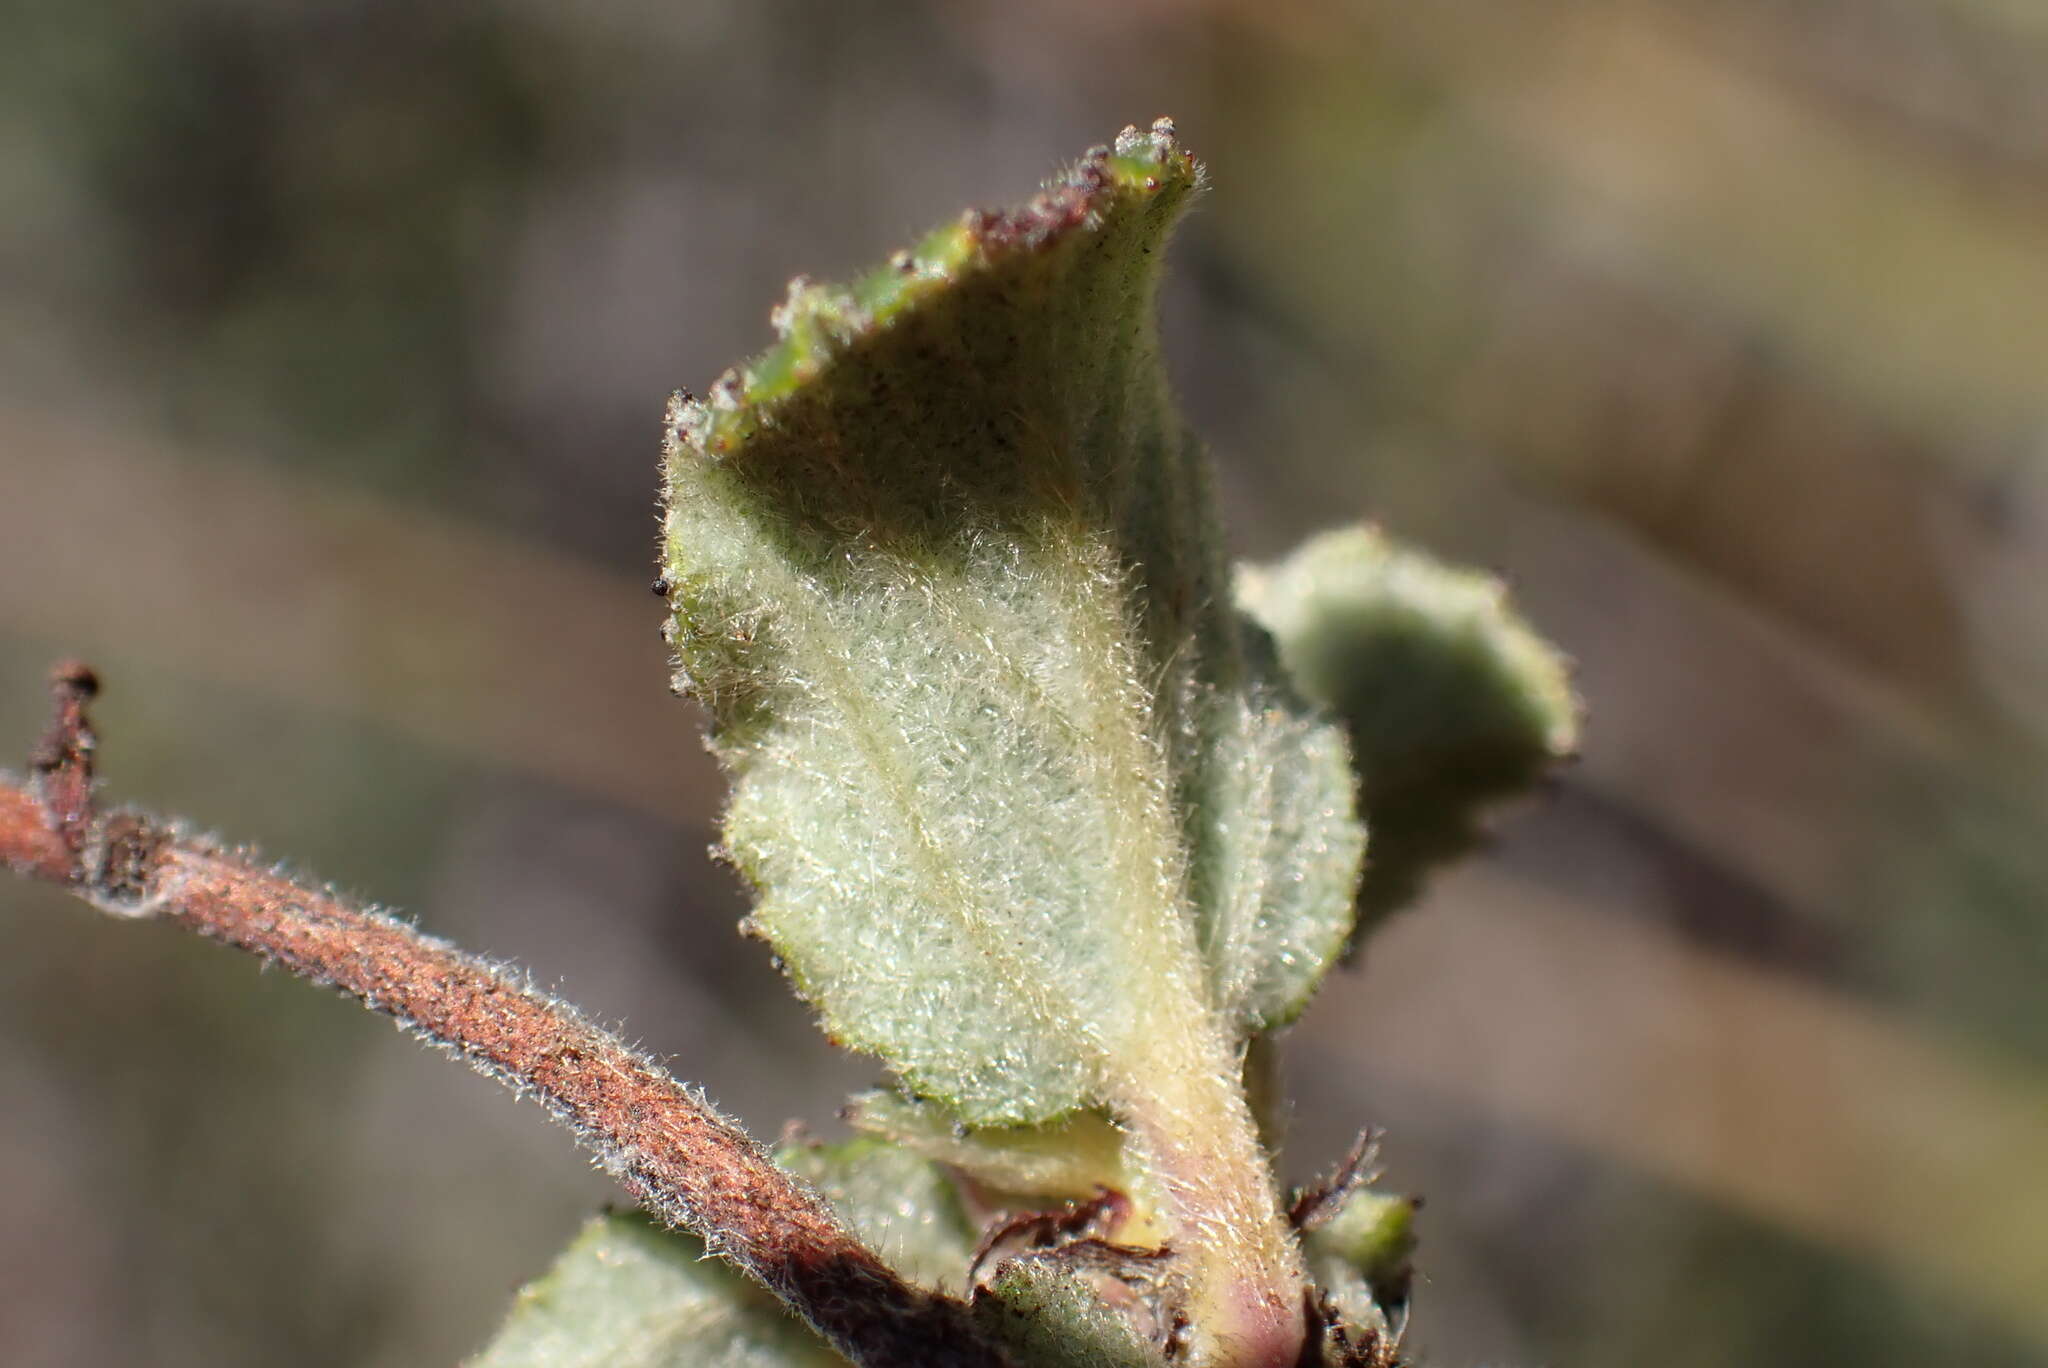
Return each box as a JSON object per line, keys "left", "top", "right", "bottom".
{"left": 661, "top": 121, "right": 1361, "bottom": 1129}
{"left": 662, "top": 122, "right": 1361, "bottom": 1358}
{"left": 844, "top": 1090, "right": 1130, "bottom": 1205}
{"left": 469, "top": 1211, "right": 839, "bottom": 1368}
{"left": 1239, "top": 525, "right": 1577, "bottom": 930}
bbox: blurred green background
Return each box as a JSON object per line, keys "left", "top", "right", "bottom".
{"left": 4, "top": 1, "right": 2047, "bottom": 1364}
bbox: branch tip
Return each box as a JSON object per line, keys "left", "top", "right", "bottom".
{"left": 0, "top": 661, "right": 1009, "bottom": 1367}
{"left": 12, "top": 659, "right": 104, "bottom": 880}
{"left": 35, "top": 661, "right": 101, "bottom": 758}
{"left": 1289, "top": 1128, "right": 1384, "bottom": 1233}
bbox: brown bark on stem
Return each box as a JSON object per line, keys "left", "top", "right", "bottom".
{"left": 0, "top": 663, "right": 1008, "bottom": 1368}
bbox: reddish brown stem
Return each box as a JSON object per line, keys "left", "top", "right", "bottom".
{"left": 0, "top": 663, "right": 1008, "bottom": 1368}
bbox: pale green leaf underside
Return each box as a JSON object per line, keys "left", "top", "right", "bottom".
{"left": 662, "top": 122, "right": 1364, "bottom": 1125}
{"left": 844, "top": 1089, "right": 1130, "bottom": 1203}
{"left": 1186, "top": 668, "right": 1363, "bottom": 1036}
{"left": 1238, "top": 524, "right": 1578, "bottom": 930}
{"left": 467, "top": 1211, "right": 838, "bottom": 1368}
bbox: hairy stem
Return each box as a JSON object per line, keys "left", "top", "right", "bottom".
{"left": 0, "top": 663, "right": 1009, "bottom": 1368}
{"left": 1112, "top": 1027, "right": 1308, "bottom": 1368}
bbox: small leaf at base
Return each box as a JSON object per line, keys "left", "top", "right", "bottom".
{"left": 468, "top": 1211, "right": 841, "bottom": 1368}
{"left": 1239, "top": 525, "right": 1577, "bottom": 933}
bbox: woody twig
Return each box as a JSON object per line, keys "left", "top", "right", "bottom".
{"left": 0, "top": 662, "right": 1008, "bottom": 1368}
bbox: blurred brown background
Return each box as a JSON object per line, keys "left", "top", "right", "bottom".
{"left": 4, "top": 1, "right": 2046, "bottom": 1364}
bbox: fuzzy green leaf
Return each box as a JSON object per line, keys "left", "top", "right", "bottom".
{"left": 1185, "top": 661, "right": 1365, "bottom": 1036}
{"left": 1238, "top": 525, "right": 1577, "bottom": 929}
{"left": 665, "top": 123, "right": 1202, "bottom": 1126}
{"left": 663, "top": 123, "right": 1349, "bottom": 1357}
{"left": 468, "top": 1210, "right": 839, "bottom": 1368}
{"left": 661, "top": 121, "right": 1361, "bottom": 1128}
